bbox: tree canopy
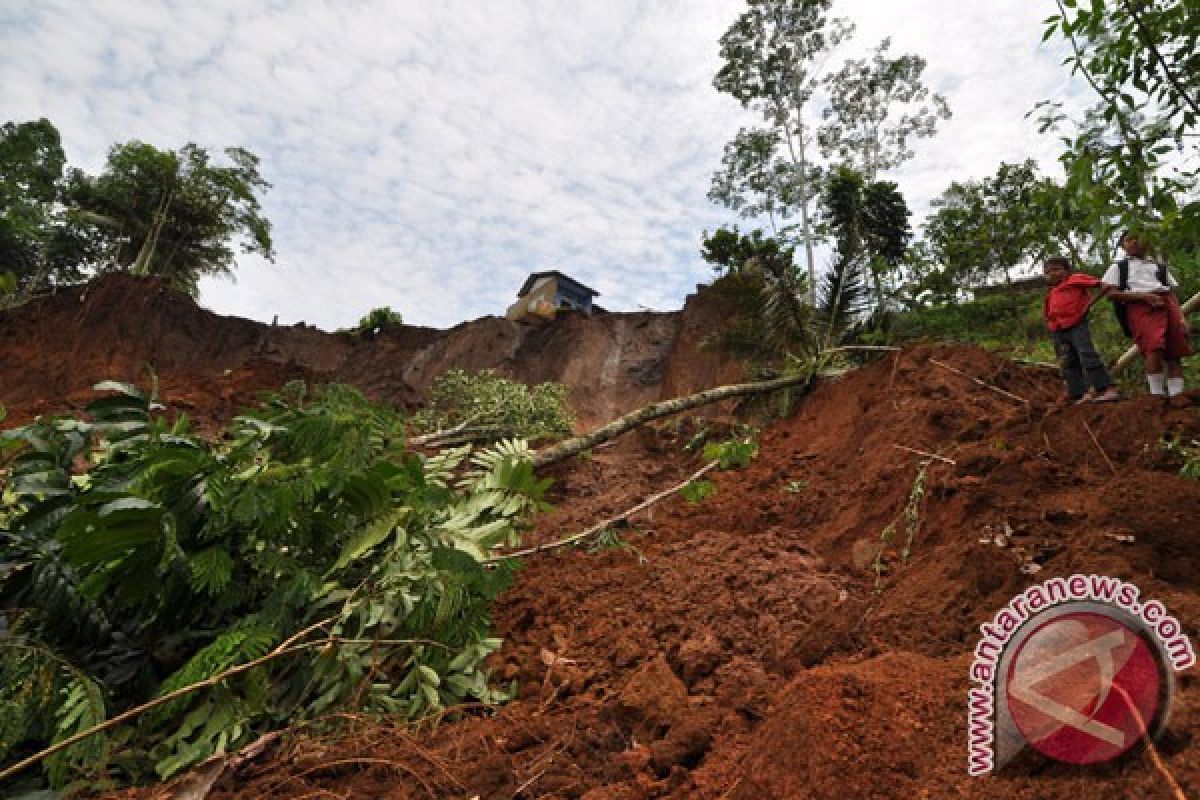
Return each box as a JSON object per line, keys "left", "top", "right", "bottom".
{"left": 68, "top": 141, "right": 274, "bottom": 294}
{"left": 818, "top": 38, "right": 951, "bottom": 181}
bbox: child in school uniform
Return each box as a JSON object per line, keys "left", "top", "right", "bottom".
{"left": 1101, "top": 230, "right": 1191, "bottom": 406}
{"left": 1043, "top": 256, "right": 1121, "bottom": 404}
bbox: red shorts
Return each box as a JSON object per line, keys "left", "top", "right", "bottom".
{"left": 1127, "top": 294, "right": 1192, "bottom": 360}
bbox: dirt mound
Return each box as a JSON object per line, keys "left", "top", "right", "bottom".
{"left": 0, "top": 274, "right": 743, "bottom": 430}
{"left": 100, "top": 343, "right": 1200, "bottom": 800}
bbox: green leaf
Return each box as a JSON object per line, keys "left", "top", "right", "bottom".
{"left": 332, "top": 509, "right": 407, "bottom": 571}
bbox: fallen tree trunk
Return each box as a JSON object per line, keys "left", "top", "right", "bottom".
{"left": 1112, "top": 290, "right": 1200, "bottom": 374}
{"left": 531, "top": 371, "right": 818, "bottom": 469}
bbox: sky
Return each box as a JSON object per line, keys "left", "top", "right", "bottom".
{"left": 0, "top": 0, "right": 1089, "bottom": 330}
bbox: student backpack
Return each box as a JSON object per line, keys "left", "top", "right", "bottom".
{"left": 1112, "top": 258, "right": 1169, "bottom": 337}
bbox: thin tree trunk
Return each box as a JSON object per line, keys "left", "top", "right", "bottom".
{"left": 131, "top": 191, "right": 172, "bottom": 276}
{"left": 795, "top": 122, "right": 816, "bottom": 307}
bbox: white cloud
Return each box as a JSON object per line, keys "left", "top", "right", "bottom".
{"left": 1, "top": 0, "right": 1092, "bottom": 329}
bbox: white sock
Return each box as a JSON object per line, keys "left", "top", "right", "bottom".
{"left": 1148, "top": 373, "right": 1167, "bottom": 395}
{"left": 1168, "top": 377, "right": 1185, "bottom": 396}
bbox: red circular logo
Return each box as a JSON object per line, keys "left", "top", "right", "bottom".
{"left": 1005, "top": 611, "right": 1163, "bottom": 764}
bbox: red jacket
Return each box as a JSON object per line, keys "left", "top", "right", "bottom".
{"left": 1044, "top": 273, "right": 1101, "bottom": 332}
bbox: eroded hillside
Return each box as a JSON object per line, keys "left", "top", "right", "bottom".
{"left": 0, "top": 274, "right": 744, "bottom": 431}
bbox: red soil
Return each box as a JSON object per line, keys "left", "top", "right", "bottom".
{"left": 102, "top": 343, "right": 1200, "bottom": 800}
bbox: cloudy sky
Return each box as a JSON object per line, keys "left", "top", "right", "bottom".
{"left": 1, "top": 1, "right": 1088, "bottom": 330}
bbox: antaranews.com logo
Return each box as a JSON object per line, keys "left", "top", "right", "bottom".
{"left": 967, "top": 574, "right": 1195, "bottom": 775}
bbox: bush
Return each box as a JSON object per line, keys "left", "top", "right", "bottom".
{"left": 356, "top": 306, "right": 403, "bottom": 335}
{"left": 412, "top": 369, "right": 575, "bottom": 442}
{"left": 0, "top": 381, "right": 549, "bottom": 790}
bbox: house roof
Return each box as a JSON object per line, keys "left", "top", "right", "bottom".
{"left": 517, "top": 270, "right": 599, "bottom": 299}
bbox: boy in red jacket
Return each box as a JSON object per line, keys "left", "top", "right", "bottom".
{"left": 1044, "top": 256, "right": 1120, "bottom": 404}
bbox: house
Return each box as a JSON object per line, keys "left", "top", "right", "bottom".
{"left": 506, "top": 271, "right": 599, "bottom": 320}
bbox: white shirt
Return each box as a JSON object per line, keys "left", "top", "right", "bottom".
{"left": 1101, "top": 256, "right": 1177, "bottom": 293}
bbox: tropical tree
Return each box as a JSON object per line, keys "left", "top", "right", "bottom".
{"left": 818, "top": 37, "right": 952, "bottom": 182}
{"left": 818, "top": 165, "right": 911, "bottom": 333}
{"left": 708, "top": 128, "right": 801, "bottom": 239}
{"left": 68, "top": 141, "right": 274, "bottom": 294}
{"left": 712, "top": 0, "right": 854, "bottom": 303}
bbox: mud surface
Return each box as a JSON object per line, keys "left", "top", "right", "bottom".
{"left": 94, "top": 342, "right": 1200, "bottom": 799}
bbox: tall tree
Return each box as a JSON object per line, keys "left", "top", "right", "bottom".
{"left": 712, "top": 0, "right": 854, "bottom": 304}
{"left": 68, "top": 141, "right": 275, "bottom": 294}
{"left": 818, "top": 37, "right": 951, "bottom": 183}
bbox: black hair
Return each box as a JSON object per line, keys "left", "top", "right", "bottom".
{"left": 1043, "top": 256, "right": 1071, "bottom": 271}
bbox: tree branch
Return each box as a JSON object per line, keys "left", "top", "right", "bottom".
{"left": 486, "top": 460, "right": 720, "bottom": 562}
{"left": 1118, "top": 0, "right": 1200, "bottom": 120}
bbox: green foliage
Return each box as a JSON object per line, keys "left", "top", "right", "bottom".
{"left": 873, "top": 463, "right": 928, "bottom": 588}
{"left": 892, "top": 290, "right": 1050, "bottom": 349}
{"left": 917, "top": 160, "right": 1104, "bottom": 305}
{"left": 705, "top": 257, "right": 817, "bottom": 367}
{"left": 411, "top": 369, "right": 575, "bottom": 443}
{"left": 700, "top": 226, "right": 794, "bottom": 276}
{"left": 1166, "top": 438, "right": 1200, "bottom": 481}
{"left": 356, "top": 307, "right": 404, "bottom": 335}
{"left": 1, "top": 117, "right": 275, "bottom": 298}
{"left": 712, "top": 0, "right": 854, "bottom": 296}
{"left": 712, "top": 2, "right": 947, "bottom": 304}
{"left": 1037, "top": 0, "right": 1198, "bottom": 274}
{"left": 708, "top": 128, "right": 800, "bottom": 230}
{"left": 0, "top": 118, "right": 101, "bottom": 296}
{"left": 0, "top": 381, "right": 548, "bottom": 789}
{"left": 679, "top": 479, "right": 717, "bottom": 504}
{"left": 703, "top": 434, "right": 759, "bottom": 470}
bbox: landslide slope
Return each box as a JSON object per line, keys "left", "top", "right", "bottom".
{"left": 101, "top": 344, "right": 1200, "bottom": 800}
{"left": 0, "top": 274, "right": 743, "bottom": 431}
